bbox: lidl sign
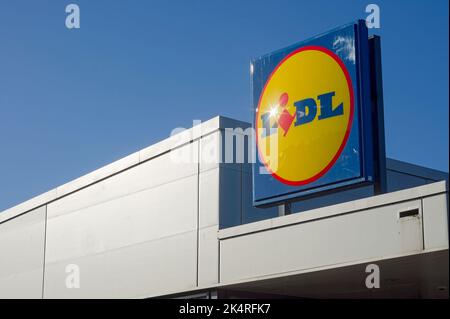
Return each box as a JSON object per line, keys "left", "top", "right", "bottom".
{"left": 252, "top": 20, "right": 378, "bottom": 206}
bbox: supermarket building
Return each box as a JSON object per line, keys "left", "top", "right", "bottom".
{"left": 0, "top": 116, "right": 448, "bottom": 299}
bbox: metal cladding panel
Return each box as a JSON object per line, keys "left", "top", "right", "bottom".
{"left": 43, "top": 142, "right": 199, "bottom": 298}
{"left": 198, "top": 225, "right": 219, "bottom": 287}
{"left": 422, "top": 193, "right": 449, "bottom": 250}
{"left": 48, "top": 145, "right": 199, "bottom": 219}
{"left": 252, "top": 20, "right": 376, "bottom": 206}
{"left": 199, "top": 167, "right": 220, "bottom": 229}
{"left": 44, "top": 231, "right": 198, "bottom": 298}
{"left": 0, "top": 206, "right": 46, "bottom": 299}
{"left": 220, "top": 199, "right": 424, "bottom": 283}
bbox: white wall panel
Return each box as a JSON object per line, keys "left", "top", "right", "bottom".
{"left": 220, "top": 200, "right": 424, "bottom": 283}
{"left": 199, "top": 168, "right": 219, "bottom": 229}
{"left": 0, "top": 206, "right": 46, "bottom": 299}
{"left": 200, "top": 131, "right": 222, "bottom": 172}
{"left": 48, "top": 142, "right": 198, "bottom": 218}
{"left": 198, "top": 225, "right": 219, "bottom": 286}
{"left": 45, "top": 175, "right": 198, "bottom": 263}
{"left": 423, "top": 194, "right": 449, "bottom": 250}
{"left": 56, "top": 153, "right": 140, "bottom": 198}
{"left": 43, "top": 142, "right": 199, "bottom": 298}
{"left": 44, "top": 231, "right": 197, "bottom": 298}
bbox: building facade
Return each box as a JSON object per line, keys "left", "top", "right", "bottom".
{"left": 0, "top": 116, "right": 448, "bottom": 298}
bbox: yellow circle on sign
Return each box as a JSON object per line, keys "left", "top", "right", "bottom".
{"left": 256, "top": 46, "right": 354, "bottom": 186}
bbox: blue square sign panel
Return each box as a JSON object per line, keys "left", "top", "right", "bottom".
{"left": 252, "top": 20, "right": 376, "bottom": 207}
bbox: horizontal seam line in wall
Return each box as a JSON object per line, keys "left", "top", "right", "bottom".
{"left": 44, "top": 227, "right": 198, "bottom": 266}
{"left": 0, "top": 204, "right": 49, "bottom": 225}
{"left": 47, "top": 172, "right": 199, "bottom": 219}
{"left": 218, "top": 190, "right": 449, "bottom": 240}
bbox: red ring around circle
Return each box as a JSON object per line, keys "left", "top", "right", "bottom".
{"left": 255, "top": 45, "right": 355, "bottom": 186}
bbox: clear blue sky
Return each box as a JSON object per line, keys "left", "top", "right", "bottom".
{"left": 0, "top": 0, "right": 448, "bottom": 211}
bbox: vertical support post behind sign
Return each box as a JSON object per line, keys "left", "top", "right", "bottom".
{"left": 369, "top": 35, "right": 387, "bottom": 194}
{"left": 278, "top": 203, "right": 291, "bottom": 217}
